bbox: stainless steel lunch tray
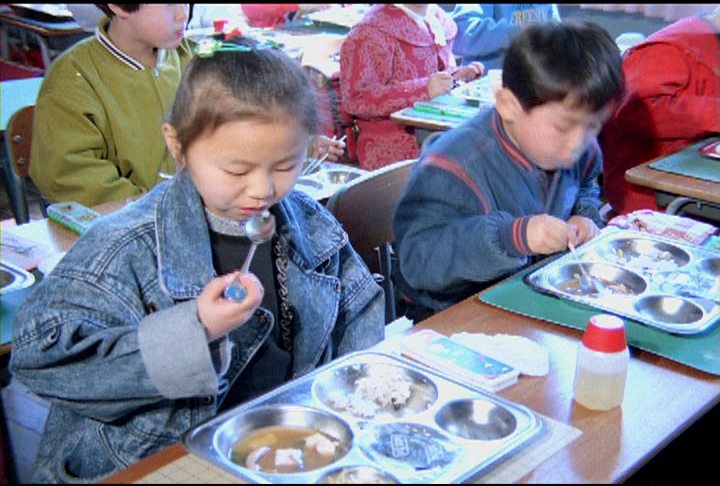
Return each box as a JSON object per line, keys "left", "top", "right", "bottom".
{"left": 182, "top": 351, "right": 543, "bottom": 484}
{"left": 1, "top": 261, "right": 35, "bottom": 294}
{"left": 296, "top": 162, "right": 367, "bottom": 201}
{"left": 525, "top": 229, "right": 720, "bottom": 334}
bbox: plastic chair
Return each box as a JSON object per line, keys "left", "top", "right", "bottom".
{"left": 3, "top": 105, "right": 47, "bottom": 224}
{"left": 325, "top": 159, "right": 416, "bottom": 323}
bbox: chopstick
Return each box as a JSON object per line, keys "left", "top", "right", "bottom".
{"left": 301, "top": 152, "right": 330, "bottom": 177}
{"left": 301, "top": 134, "right": 346, "bottom": 176}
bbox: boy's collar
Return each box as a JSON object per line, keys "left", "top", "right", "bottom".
{"left": 95, "top": 17, "right": 166, "bottom": 71}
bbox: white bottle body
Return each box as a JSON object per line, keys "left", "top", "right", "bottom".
{"left": 573, "top": 345, "right": 629, "bottom": 411}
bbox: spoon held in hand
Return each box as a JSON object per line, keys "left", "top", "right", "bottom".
{"left": 223, "top": 210, "right": 276, "bottom": 301}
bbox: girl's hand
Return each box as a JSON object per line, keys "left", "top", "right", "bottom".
{"left": 309, "top": 134, "right": 346, "bottom": 162}
{"left": 197, "top": 272, "right": 264, "bottom": 341}
{"left": 428, "top": 71, "right": 453, "bottom": 98}
{"left": 453, "top": 62, "right": 485, "bottom": 83}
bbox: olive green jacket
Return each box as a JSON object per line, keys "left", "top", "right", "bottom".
{"left": 30, "top": 17, "right": 195, "bottom": 206}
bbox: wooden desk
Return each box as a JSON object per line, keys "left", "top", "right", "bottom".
{"left": 0, "top": 11, "right": 89, "bottom": 70}
{"left": 625, "top": 139, "right": 720, "bottom": 219}
{"left": 390, "top": 71, "right": 500, "bottom": 147}
{"left": 102, "top": 293, "right": 719, "bottom": 484}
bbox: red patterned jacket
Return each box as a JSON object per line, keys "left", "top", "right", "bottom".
{"left": 340, "top": 4, "right": 459, "bottom": 170}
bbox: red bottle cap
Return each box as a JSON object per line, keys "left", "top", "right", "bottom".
{"left": 582, "top": 314, "right": 627, "bottom": 353}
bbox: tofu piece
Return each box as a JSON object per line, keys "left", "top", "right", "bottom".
{"left": 275, "top": 448, "right": 303, "bottom": 468}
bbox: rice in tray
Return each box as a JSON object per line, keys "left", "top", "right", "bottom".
{"left": 329, "top": 365, "right": 415, "bottom": 419}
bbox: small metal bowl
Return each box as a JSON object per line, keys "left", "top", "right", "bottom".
{"left": 698, "top": 257, "right": 720, "bottom": 278}
{"left": 1, "top": 261, "right": 35, "bottom": 294}
{"left": 321, "top": 168, "right": 365, "bottom": 186}
{"left": 296, "top": 178, "right": 324, "bottom": 190}
{"left": 214, "top": 404, "right": 353, "bottom": 474}
{"left": 595, "top": 237, "right": 691, "bottom": 272}
{"left": 434, "top": 399, "right": 517, "bottom": 441}
{"left": 634, "top": 295, "right": 704, "bottom": 325}
{"left": 312, "top": 362, "right": 438, "bottom": 421}
{"left": 316, "top": 465, "right": 400, "bottom": 484}
{"left": 359, "top": 422, "right": 459, "bottom": 471}
{"left": 546, "top": 262, "right": 646, "bottom": 298}
{"left": 651, "top": 271, "right": 717, "bottom": 300}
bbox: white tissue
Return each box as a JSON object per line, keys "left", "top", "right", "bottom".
{"left": 451, "top": 332, "right": 550, "bottom": 377}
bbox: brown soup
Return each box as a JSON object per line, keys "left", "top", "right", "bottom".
{"left": 231, "top": 425, "right": 349, "bottom": 474}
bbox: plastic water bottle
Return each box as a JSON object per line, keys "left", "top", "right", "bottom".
{"left": 573, "top": 314, "right": 629, "bottom": 411}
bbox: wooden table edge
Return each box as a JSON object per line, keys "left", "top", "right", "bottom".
{"left": 101, "top": 443, "right": 188, "bottom": 484}
{"left": 625, "top": 160, "right": 720, "bottom": 205}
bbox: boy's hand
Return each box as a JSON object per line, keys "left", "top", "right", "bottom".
{"left": 198, "top": 273, "right": 264, "bottom": 341}
{"left": 568, "top": 215, "right": 600, "bottom": 245}
{"left": 526, "top": 214, "right": 578, "bottom": 255}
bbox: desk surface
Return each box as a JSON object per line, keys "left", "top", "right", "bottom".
{"left": 391, "top": 94, "right": 483, "bottom": 132}
{"left": 100, "top": 293, "right": 719, "bottom": 484}
{"left": 625, "top": 140, "right": 720, "bottom": 206}
{"left": 5, "top": 197, "right": 719, "bottom": 483}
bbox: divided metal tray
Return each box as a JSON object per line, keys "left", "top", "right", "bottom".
{"left": 296, "top": 162, "right": 367, "bottom": 201}
{"left": 525, "top": 229, "right": 720, "bottom": 334}
{"left": 183, "top": 351, "right": 543, "bottom": 484}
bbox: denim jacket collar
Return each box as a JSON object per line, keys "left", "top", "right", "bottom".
{"left": 152, "top": 169, "right": 347, "bottom": 299}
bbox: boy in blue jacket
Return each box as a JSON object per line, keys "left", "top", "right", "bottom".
{"left": 393, "top": 21, "right": 624, "bottom": 323}
{"left": 452, "top": 4, "right": 560, "bottom": 70}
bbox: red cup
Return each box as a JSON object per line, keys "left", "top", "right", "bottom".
{"left": 582, "top": 314, "right": 627, "bottom": 353}
{"left": 213, "top": 19, "right": 228, "bottom": 33}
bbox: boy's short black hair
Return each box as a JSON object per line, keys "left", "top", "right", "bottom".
{"left": 502, "top": 20, "right": 624, "bottom": 112}
{"left": 94, "top": 4, "right": 140, "bottom": 18}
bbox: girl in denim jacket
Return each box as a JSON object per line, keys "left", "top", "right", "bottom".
{"left": 10, "top": 37, "right": 385, "bottom": 483}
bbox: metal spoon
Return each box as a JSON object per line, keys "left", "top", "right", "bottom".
{"left": 222, "top": 210, "right": 276, "bottom": 301}
{"left": 568, "top": 241, "right": 599, "bottom": 294}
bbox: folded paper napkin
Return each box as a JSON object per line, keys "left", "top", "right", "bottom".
{"left": 451, "top": 332, "right": 549, "bottom": 377}
{"left": 608, "top": 209, "right": 717, "bottom": 246}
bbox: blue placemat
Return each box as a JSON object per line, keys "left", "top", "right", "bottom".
{"left": 479, "top": 266, "right": 720, "bottom": 376}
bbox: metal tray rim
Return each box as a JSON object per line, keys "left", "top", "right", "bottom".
{"left": 182, "top": 350, "right": 543, "bottom": 484}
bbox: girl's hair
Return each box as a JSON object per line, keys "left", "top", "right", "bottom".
{"left": 167, "top": 37, "right": 319, "bottom": 159}
{"left": 502, "top": 21, "right": 624, "bottom": 112}
{"left": 94, "top": 4, "right": 140, "bottom": 18}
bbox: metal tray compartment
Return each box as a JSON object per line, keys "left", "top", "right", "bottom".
{"left": 296, "top": 162, "right": 367, "bottom": 200}
{"left": 183, "top": 351, "right": 542, "bottom": 484}
{"left": 525, "top": 229, "right": 720, "bottom": 334}
{"left": 1, "top": 261, "right": 35, "bottom": 294}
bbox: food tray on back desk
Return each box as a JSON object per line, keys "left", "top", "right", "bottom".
{"left": 524, "top": 229, "right": 720, "bottom": 335}
{"left": 182, "top": 351, "right": 542, "bottom": 484}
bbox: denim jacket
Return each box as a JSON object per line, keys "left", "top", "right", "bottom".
{"left": 10, "top": 169, "right": 385, "bottom": 483}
